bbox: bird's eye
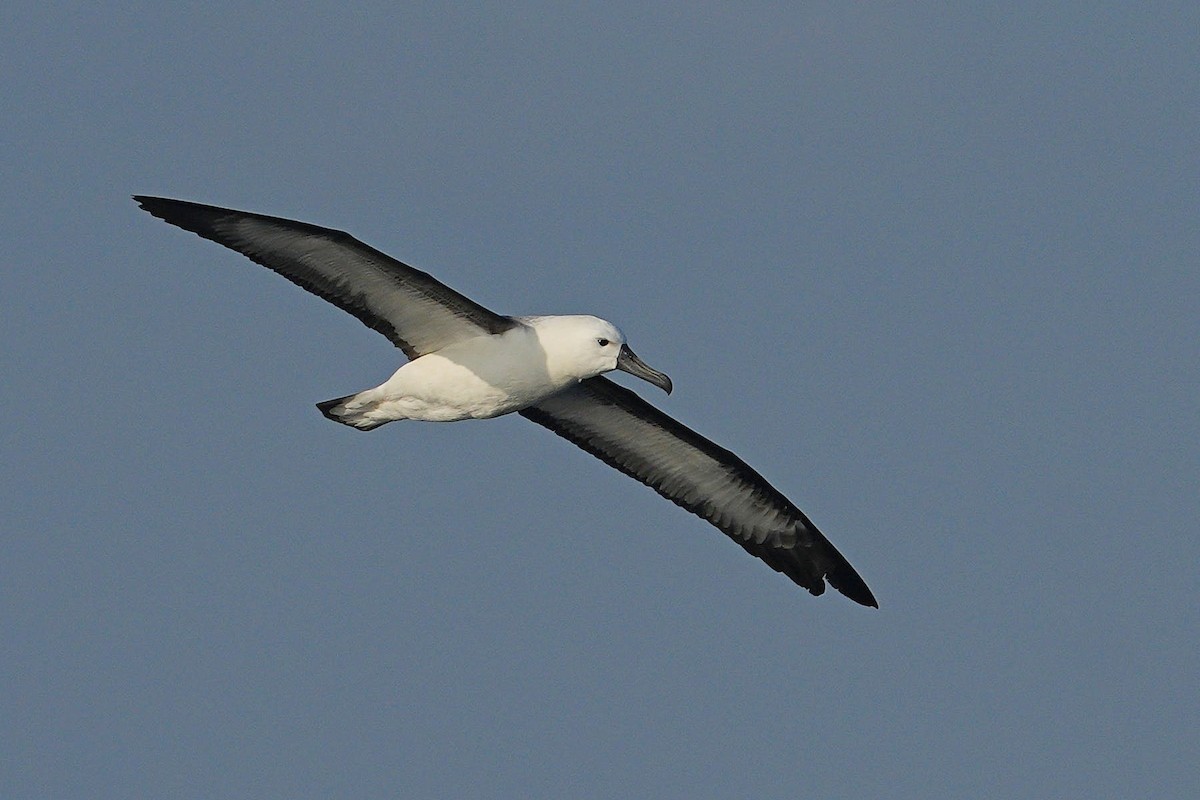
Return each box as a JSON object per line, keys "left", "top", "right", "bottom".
{"left": 597, "top": 338, "right": 610, "bottom": 347}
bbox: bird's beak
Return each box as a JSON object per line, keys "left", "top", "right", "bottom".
{"left": 615, "top": 344, "right": 673, "bottom": 394}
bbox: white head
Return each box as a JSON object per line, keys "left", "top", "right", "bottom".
{"left": 527, "top": 315, "right": 672, "bottom": 393}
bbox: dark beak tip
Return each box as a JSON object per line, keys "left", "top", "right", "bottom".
{"left": 616, "top": 346, "right": 673, "bottom": 395}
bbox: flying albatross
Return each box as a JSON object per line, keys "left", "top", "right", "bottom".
{"left": 134, "top": 196, "right": 877, "bottom": 607}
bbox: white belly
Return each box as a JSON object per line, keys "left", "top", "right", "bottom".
{"left": 341, "top": 327, "right": 574, "bottom": 425}
{"left": 372, "top": 357, "right": 532, "bottom": 421}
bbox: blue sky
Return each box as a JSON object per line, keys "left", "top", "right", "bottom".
{"left": 3, "top": 4, "right": 1197, "bottom": 798}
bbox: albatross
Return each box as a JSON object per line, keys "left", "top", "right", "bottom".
{"left": 135, "top": 196, "right": 877, "bottom": 607}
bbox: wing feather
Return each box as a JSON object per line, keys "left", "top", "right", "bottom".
{"left": 521, "top": 377, "right": 877, "bottom": 606}
{"left": 134, "top": 196, "right": 515, "bottom": 357}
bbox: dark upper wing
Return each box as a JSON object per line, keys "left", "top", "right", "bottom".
{"left": 134, "top": 196, "right": 516, "bottom": 358}
{"left": 520, "top": 377, "right": 877, "bottom": 606}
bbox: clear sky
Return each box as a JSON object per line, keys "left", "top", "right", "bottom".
{"left": 3, "top": 4, "right": 1197, "bottom": 798}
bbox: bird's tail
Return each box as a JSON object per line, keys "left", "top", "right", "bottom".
{"left": 316, "top": 392, "right": 390, "bottom": 431}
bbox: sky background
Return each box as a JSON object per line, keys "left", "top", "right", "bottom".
{"left": 3, "top": 3, "right": 1197, "bottom": 798}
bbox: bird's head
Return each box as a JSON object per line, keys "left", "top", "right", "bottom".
{"left": 532, "top": 315, "right": 672, "bottom": 394}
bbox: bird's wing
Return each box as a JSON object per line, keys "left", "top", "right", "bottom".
{"left": 520, "top": 377, "right": 877, "bottom": 606}
{"left": 134, "top": 196, "right": 516, "bottom": 358}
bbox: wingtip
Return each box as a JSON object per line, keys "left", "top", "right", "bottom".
{"left": 829, "top": 568, "right": 879, "bottom": 608}
{"left": 132, "top": 195, "right": 174, "bottom": 218}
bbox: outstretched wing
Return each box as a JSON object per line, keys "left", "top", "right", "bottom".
{"left": 134, "top": 196, "right": 516, "bottom": 358}
{"left": 521, "top": 377, "right": 877, "bottom": 606}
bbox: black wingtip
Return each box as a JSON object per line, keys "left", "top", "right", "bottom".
{"left": 133, "top": 195, "right": 214, "bottom": 227}
{"left": 132, "top": 194, "right": 166, "bottom": 212}
{"left": 133, "top": 195, "right": 200, "bottom": 228}
{"left": 828, "top": 564, "right": 879, "bottom": 608}
{"left": 133, "top": 196, "right": 268, "bottom": 250}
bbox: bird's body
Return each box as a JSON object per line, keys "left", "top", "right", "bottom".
{"left": 135, "top": 195, "right": 877, "bottom": 607}
{"left": 320, "top": 315, "right": 654, "bottom": 428}
{"left": 320, "top": 333, "right": 530, "bottom": 426}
